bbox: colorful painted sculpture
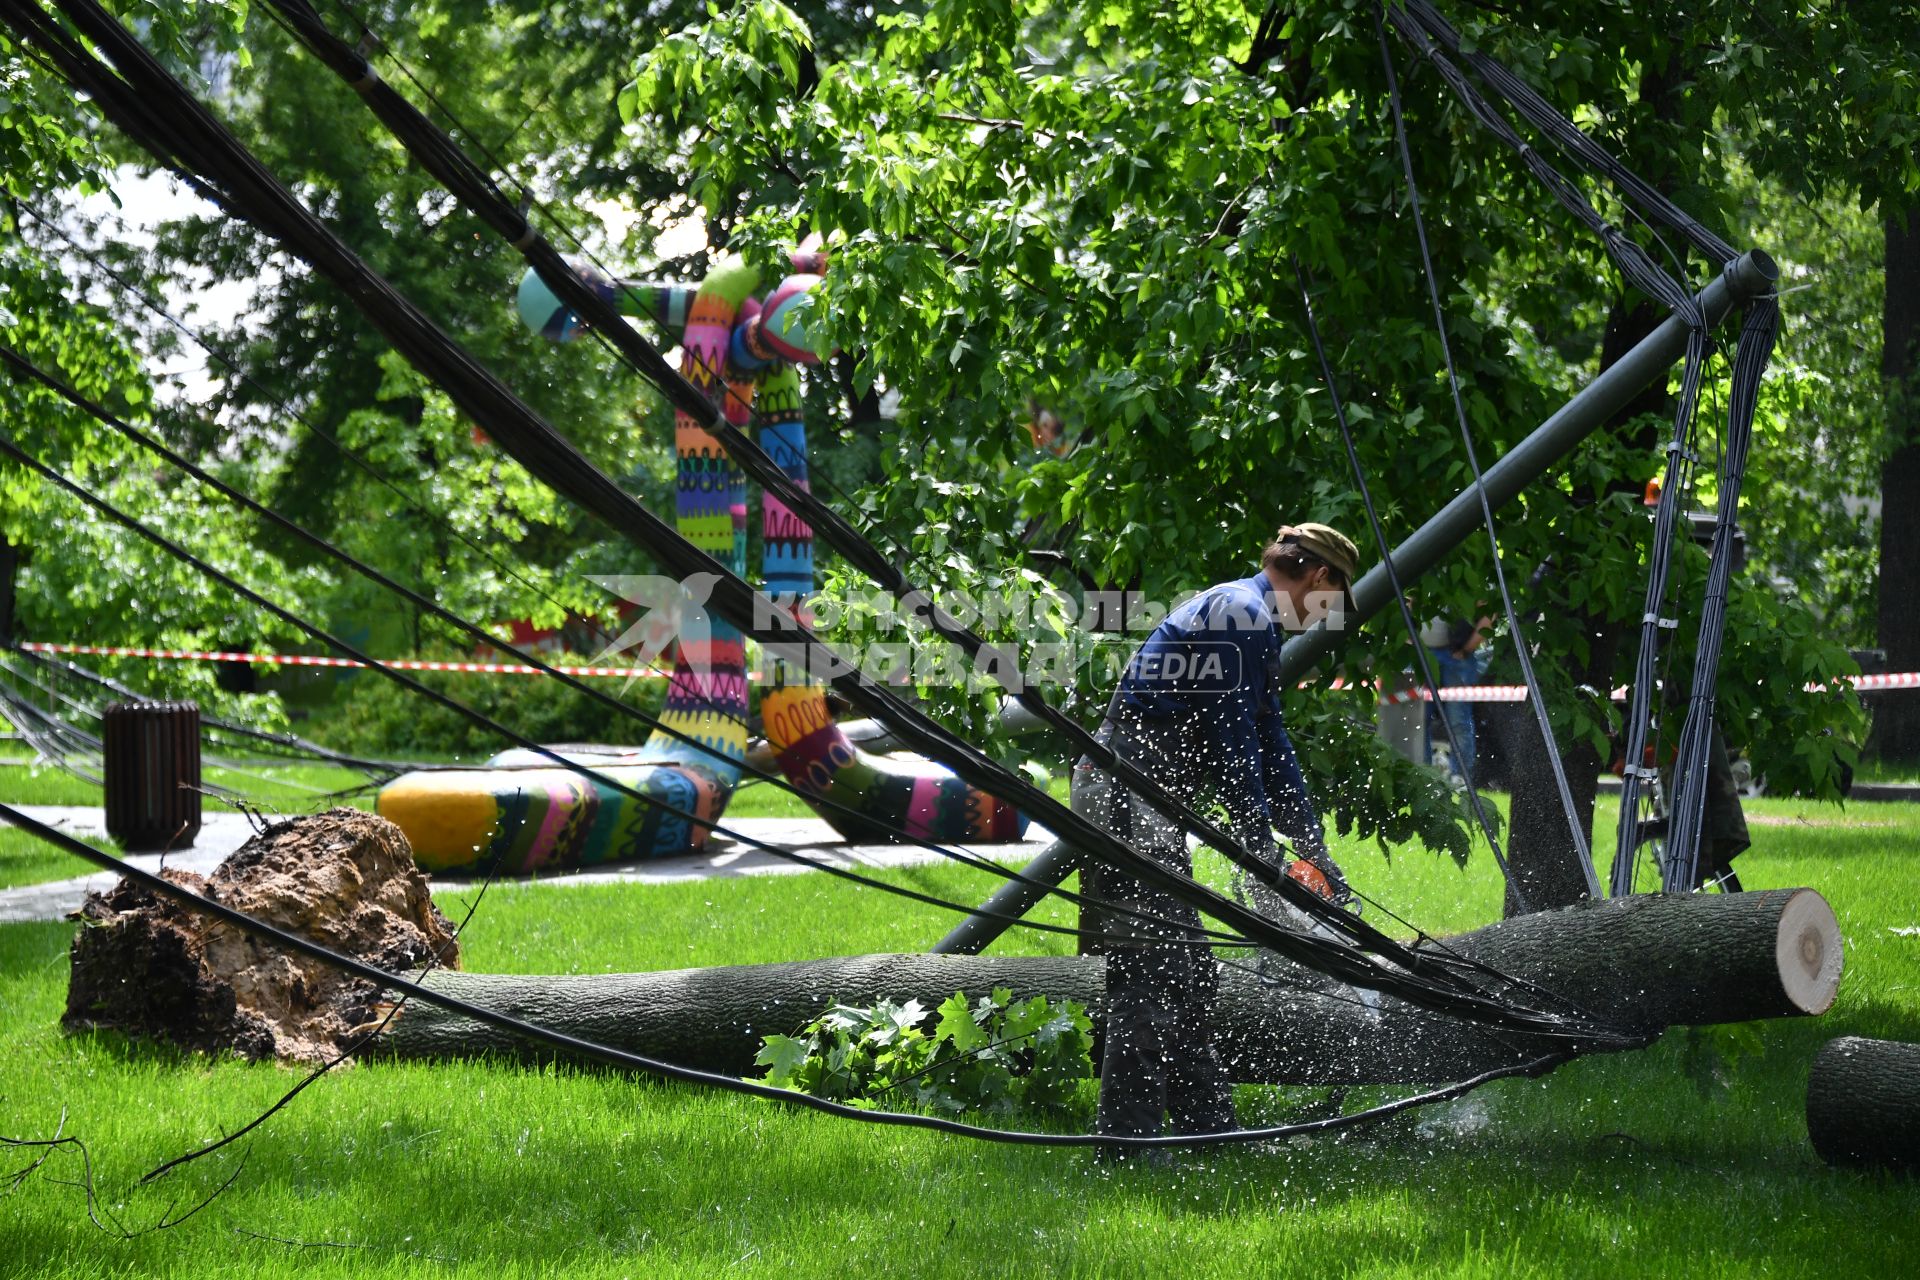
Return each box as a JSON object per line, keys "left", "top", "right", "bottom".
{"left": 378, "top": 251, "right": 1027, "bottom": 872}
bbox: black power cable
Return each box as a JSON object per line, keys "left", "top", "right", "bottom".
{"left": 1291, "top": 259, "right": 1528, "bottom": 911}
{"left": 314, "top": 0, "right": 926, "bottom": 572}
{"left": 11, "top": 641, "right": 409, "bottom": 778}
{"left": 0, "top": 423, "right": 1239, "bottom": 957}
{"left": 0, "top": 680, "right": 104, "bottom": 783}
{"left": 1, "top": 0, "right": 1594, "bottom": 1031}
{"left": 0, "top": 655, "right": 277, "bottom": 801}
{"left": 1374, "top": 7, "right": 1600, "bottom": 899}
{"left": 1381, "top": 8, "right": 1706, "bottom": 326}
{"left": 1381, "top": 2, "right": 1777, "bottom": 897}
{"left": 1609, "top": 326, "right": 1711, "bottom": 896}
{"left": 0, "top": 413, "right": 1588, "bottom": 1117}
{"left": 0, "top": 339, "right": 1265, "bottom": 950}
{"left": 245, "top": 0, "right": 1440, "bottom": 962}
{"left": 0, "top": 801, "right": 1578, "bottom": 1150}
{"left": 1375, "top": 6, "right": 1717, "bottom": 902}
{"left": 11, "top": 201, "right": 629, "bottom": 662}
{"left": 1663, "top": 297, "right": 1778, "bottom": 889}
{"left": 1394, "top": 0, "right": 1737, "bottom": 265}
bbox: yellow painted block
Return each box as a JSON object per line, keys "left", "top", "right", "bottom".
{"left": 377, "top": 772, "right": 504, "bottom": 872}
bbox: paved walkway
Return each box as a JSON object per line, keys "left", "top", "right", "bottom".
{"left": 0, "top": 805, "right": 1054, "bottom": 924}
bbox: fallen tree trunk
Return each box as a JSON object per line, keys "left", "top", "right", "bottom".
{"left": 1807, "top": 1036, "right": 1920, "bottom": 1172}
{"left": 378, "top": 889, "right": 1840, "bottom": 1085}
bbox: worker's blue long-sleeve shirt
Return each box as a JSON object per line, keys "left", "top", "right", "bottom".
{"left": 1110, "top": 574, "right": 1323, "bottom": 857}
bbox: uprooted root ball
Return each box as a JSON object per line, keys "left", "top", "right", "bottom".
{"left": 64, "top": 808, "right": 456, "bottom": 1064}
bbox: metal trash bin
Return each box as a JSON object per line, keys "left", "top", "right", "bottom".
{"left": 102, "top": 701, "right": 202, "bottom": 850}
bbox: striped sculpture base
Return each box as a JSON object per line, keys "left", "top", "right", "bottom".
{"left": 378, "top": 251, "right": 1026, "bottom": 874}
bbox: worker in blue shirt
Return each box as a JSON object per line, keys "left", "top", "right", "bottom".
{"left": 1074, "top": 523, "right": 1360, "bottom": 1146}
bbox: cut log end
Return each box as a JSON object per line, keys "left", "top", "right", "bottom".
{"left": 1776, "top": 889, "right": 1843, "bottom": 1016}
{"left": 1807, "top": 1036, "right": 1920, "bottom": 1172}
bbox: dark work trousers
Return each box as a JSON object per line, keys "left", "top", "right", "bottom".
{"left": 1073, "top": 721, "right": 1236, "bottom": 1142}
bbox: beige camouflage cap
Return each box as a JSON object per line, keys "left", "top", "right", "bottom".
{"left": 1276, "top": 523, "right": 1361, "bottom": 583}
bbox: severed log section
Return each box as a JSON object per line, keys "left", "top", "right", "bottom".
{"left": 1807, "top": 1036, "right": 1920, "bottom": 1172}
{"left": 378, "top": 888, "right": 1841, "bottom": 1085}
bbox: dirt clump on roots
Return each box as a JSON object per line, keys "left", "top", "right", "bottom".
{"left": 63, "top": 808, "right": 457, "bottom": 1064}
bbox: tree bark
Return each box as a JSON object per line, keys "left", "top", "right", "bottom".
{"left": 377, "top": 888, "right": 1840, "bottom": 1086}
{"left": 1874, "top": 208, "right": 1920, "bottom": 763}
{"left": 1807, "top": 1035, "right": 1920, "bottom": 1172}
{"left": 1496, "top": 694, "right": 1612, "bottom": 916}
{"left": 0, "top": 539, "right": 17, "bottom": 648}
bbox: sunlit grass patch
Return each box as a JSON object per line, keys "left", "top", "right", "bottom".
{"left": 0, "top": 760, "right": 380, "bottom": 890}
{"left": 0, "top": 758, "right": 378, "bottom": 811}
{"left": 0, "top": 796, "right": 1914, "bottom": 1276}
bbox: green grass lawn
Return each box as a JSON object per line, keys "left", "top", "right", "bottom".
{"left": 0, "top": 757, "right": 382, "bottom": 891}
{"left": 0, "top": 826, "right": 91, "bottom": 892}
{"left": 0, "top": 755, "right": 381, "bottom": 811}
{"left": 1, "top": 795, "right": 1917, "bottom": 1276}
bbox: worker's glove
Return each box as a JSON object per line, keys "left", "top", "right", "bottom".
{"left": 1292, "top": 844, "right": 1355, "bottom": 909}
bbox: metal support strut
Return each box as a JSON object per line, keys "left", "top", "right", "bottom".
{"left": 936, "top": 248, "right": 1778, "bottom": 955}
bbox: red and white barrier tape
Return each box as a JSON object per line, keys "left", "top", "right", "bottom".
{"left": 1375, "top": 683, "right": 1540, "bottom": 704}
{"left": 17, "top": 641, "right": 682, "bottom": 680}
{"left": 17, "top": 642, "right": 1919, "bottom": 698}
{"left": 1377, "top": 671, "right": 1920, "bottom": 702}
{"left": 1848, "top": 671, "right": 1920, "bottom": 691}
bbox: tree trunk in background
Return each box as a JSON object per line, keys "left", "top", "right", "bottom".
{"left": 1500, "top": 297, "right": 1668, "bottom": 916}
{"left": 1874, "top": 210, "right": 1920, "bottom": 763}
{"left": 0, "top": 540, "right": 16, "bottom": 647}
{"left": 1499, "top": 48, "right": 1693, "bottom": 915}
{"left": 1499, "top": 703, "right": 1611, "bottom": 914}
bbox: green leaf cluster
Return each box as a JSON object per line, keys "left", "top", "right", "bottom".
{"left": 6, "top": 0, "right": 1905, "bottom": 840}
{"left": 754, "top": 987, "right": 1096, "bottom": 1121}
{"left": 640, "top": 0, "right": 1891, "bottom": 819}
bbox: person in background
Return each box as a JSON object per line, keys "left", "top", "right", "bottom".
{"left": 1420, "top": 611, "right": 1494, "bottom": 783}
